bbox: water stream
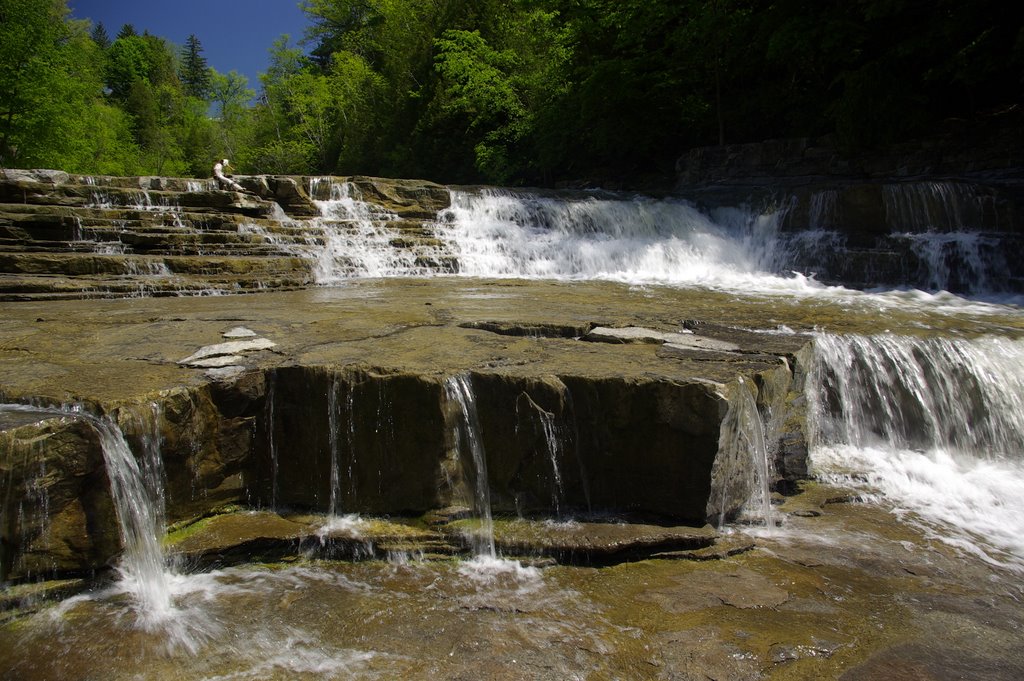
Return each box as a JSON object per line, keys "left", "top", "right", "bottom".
{"left": 709, "top": 377, "right": 774, "bottom": 529}
{"left": 0, "top": 404, "right": 173, "bottom": 621}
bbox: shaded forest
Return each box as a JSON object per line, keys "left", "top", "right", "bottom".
{"left": 2, "top": 0, "right": 1022, "bottom": 186}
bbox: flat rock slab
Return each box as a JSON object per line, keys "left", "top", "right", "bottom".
{"left": 170, "top": 511, "right": 308, "bottom": 556}
{"left": 446, "top": 518, "right": 717, "bottom": 561}
{"left": 0, "top": 278, "right": 1019, "bottom": 405}
{"left": 167, "top": 511, "right": 721, "bottom": 566}
{"left": 178, "top": 337, "right": 276, "bottom": 365}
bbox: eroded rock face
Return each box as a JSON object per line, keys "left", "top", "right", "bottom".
{"left": 0, "top": 348, "right": 806, "bottom": 580}
{"left": 0, "top": 414, "right": 118, "bottom": 581}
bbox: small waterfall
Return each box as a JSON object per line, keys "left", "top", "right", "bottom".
{"left": 264, "top": 375, "right": 279, "bottom": 509}
{"left": 93, "top": 410, "right": 173, "bottom": 621}
{"left": 537, "top": 410, "right": 565, "bottom": 517}
{"left": 123, "top": 402, "right": 168, "bottom": 545}
{"left": 1, "top": 427, "right": 53, "bottom": 579}
{"left": 708, "top": 377, "right": 773, "bottom": 528}
{"left": 319, "top": 379, "right": 363, "bottom": 540}
{"left": 891, "top": 231, "right": 1008, "bottom": 294}
{"left": 0, "top": 404, "right": 173, "bottom": 619}
{"left": 807, "top": 333, "right": 1024, "bottom": 567}
{"left": 444, "top": 375, "right": 496, "bottom": 558}
{"left": 309, "top": 180, "right": 434, "bottom": 281}
{"left": 327, "top": 377, "right": 343, "bottom": 517}
{"left": 883, "top": 181, "right": 999, "bottom": 232}
{"left": 808, "top": 189, "right": 839, "bottom": 228}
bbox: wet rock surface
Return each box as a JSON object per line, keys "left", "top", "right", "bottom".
{"left": 1, "top": 170, "right": 1022, "bottom": 678}
{"left": 1, "top": 278, "right": 1022, "bottom": 582}
{"left": 0, "top": 171, "right": 451, "bottom": 299}
{"left": 2, "top": 483, "right": 1022, "bottom": 680}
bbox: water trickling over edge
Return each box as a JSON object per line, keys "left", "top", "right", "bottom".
{"left": 443, "top": 375, "right": 497, "bottom": 559}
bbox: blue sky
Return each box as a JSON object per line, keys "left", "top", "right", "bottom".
{"left": 68, "top": 0, "right": 313, "bottom": 90}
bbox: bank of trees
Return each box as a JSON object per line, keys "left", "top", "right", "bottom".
{"left": 2, "top": 0, "right": 1022, "bottom": 184}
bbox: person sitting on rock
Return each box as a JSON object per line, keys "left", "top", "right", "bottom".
{"left": 213, "top": 158, "right": 246, "bottom": 193}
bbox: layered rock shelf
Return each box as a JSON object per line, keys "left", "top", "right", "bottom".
{"left": 0, "top": 169, "right": 452, "bottom": 300}
{"left": 2, "top": 168, "right": 1023, "bottom": 585}
{"left": 0, "top": 278, "right": 822, "bottom": 582}
{"left": 3, "top": 171, "right": 1024, "bottom": 681}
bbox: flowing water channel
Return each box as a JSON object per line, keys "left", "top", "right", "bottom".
{"left": 2, "top": 179, "right": 1023, "bottom": 679}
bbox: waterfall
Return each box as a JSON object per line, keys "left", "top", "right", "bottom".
{"left": 123, "top": 402, "right": 168, "bottom": 549}
{"left": 806, "top": 333, "right": 1024, "bottom": 568}
{"left": 327, "top": 377, "right": 343, "bottom": 517}
{"left": 708, "top": 377, "right": 774, "bottom": 528}
{"left": 90, "top": 411, "right": 174, "bottom": 621}
{"left": 444, "top": 375, "right": 496, "bottom": 558}
{"left": 891, "top": 231, "right": 1008, "bottom": 294}
{"left": 322, "top": 376, "right": 362, "bottom": 531}
{"left": 0, "top": 404, "right": 173, "bottom": 620}
{"left": 309, "top": 179, "right": 437, "bottom": 281}
{"left": 264, "top": 375, "right": 279, "bottom": 509}
{"left": 882, "top": 181, "right": 1000, "bottom": 232}
{"left": 435, "top": 189, "right": 794, "bottom": 289}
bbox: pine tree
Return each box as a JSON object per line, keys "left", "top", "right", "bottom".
{"left": 90, "top": 21, "right": 110, "bottom": 49}
{"left": 179, "top": 34, "right": 211, "bottom": 99}
{"left": 116, "top": 23, "right": 136, "bottom": 39}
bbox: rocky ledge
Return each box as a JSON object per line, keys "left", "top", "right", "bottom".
{"left": 0, "top": 278, "right": 833, "bottom": 583}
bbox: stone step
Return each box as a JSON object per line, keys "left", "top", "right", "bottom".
{"left": 0, "top": 270, "right": 312, "bottom": 300}
{"left": 0, "top": 252, "right": 313, "bottom": 277}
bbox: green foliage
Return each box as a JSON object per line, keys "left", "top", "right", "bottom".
{"left": 210, "top": 70, "right": 255, "bottom": 165}
{"left": 2, "top": 0, "right": 1021, "bottom": 184}
{"left": 0, "top": 0, "right": 128, "bottom": 169}
{"left": 433, "top": 29, "right": 526, "bottom": 181}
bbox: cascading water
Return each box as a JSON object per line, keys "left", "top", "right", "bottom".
{"left": 806, "top": 333, "right": 1024, "bottom": 568}
{"left": 309, "top": 180, "right": 437, "bottom": 282}
{"left": 879, "top": 181, "right": 1017, "bottom": 295}
{"left": 264, "top": 375, "right": 279, "bottom": 509}
{"left": 433, "top": 189, "right": 799, "bottom": 290}
{"left": 327, "top": 377, "right": 343, "bottom": 518}
{"left": 882, "top": 181, "right": 1005, "bottom": 233}
{"left": 0, "top": 404, "right": 173, "bottom": 621}
{"left": 892, "top": 231, "right": 1009, "bottom": 294}
{"left": 536, "top": 410, "right": 565, "bottom": 518}
{"left": 708, "top": 377, "right": 774, "bottom": 529}
{"left": 319, "top": 376, "right": 363, "bottom": 537}
{"left": 444, "top": 375, "right": 496, "bottom": 559}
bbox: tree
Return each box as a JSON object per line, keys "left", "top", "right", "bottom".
{"left": 0, "top": 0, "right": 122, "bottom": 169}
{"left": 432, "top": 29, "right": 527, "bottom": 182}
{"left": 179, "top": 34, "right": 211, "bottom": 99}
{"left": 249, "top": 36, "right": 318, "bottom": 174}
{"left": 210, "top": 69, "right": 255, "bottom": 164}
{"left": 90, "top": 21, "right": 110, "bottom": 49}
{"left": 116, "top": 23, "right": 136, "bottom": 39}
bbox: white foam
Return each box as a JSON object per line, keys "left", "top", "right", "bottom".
{"left": 457, "top": 555, "right": 544, "bottom": 591}
{"left": 812, "top": 443, "right": 1024, "bottom": 571}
